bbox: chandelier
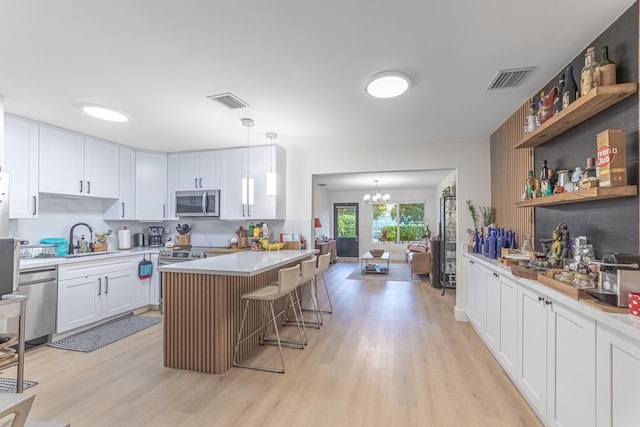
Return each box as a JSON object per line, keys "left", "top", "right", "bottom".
{"left": 363, "top": 180, "right": 390, "bottom": 203}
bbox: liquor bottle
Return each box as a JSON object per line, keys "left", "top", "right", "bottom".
{"left": 562, "top": 65, "right": 579, "bottom": 109}
{"left": 554, "top": 73, "right": 565, "bottom": 115}
{"left": 581, "top": 47, "right": 598, "bottom": 96}
{"left": 598, "top": 45, "right": 616, "bottom": 86}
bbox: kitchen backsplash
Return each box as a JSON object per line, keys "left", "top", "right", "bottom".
{"left": 9, "top": 194, "right": 286, "bottom": 248}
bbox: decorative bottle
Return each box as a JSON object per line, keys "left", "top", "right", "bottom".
{"left": 581, "top": 47, "right": 598, "bottom": 96}
{"left": 525, "top": 98, "right": 537, "bottom": 133}
{"left": 598, "top": 46, "right": 616, "bottom": 86}
{"left": 554, "top": 73, "right": 565, "bottom": 115}
{"left": 562, "top": 65, "right": 579, "bottom": 109}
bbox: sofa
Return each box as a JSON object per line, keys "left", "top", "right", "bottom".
{"left": 406, "top": 242, "right": 432, "bottom": 275}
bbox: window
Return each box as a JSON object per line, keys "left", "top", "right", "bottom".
{"left": 372, "top": 203, "right": 425, "bottom": 242}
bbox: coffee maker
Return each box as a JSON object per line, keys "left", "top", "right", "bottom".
{"left": 148, "top": 226, "right": 164, "bottom": 247}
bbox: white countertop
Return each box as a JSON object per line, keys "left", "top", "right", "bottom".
{"left": 158, "top": 249, "right": 318, "bottom": 276}
{"left": 20, "top": 247, "right": 161, "bottom": 270}
{"left": 463, "top": 252, "right": 640, "bottom": 344}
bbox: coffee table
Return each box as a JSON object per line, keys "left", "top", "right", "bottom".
{"left": 360, "top": 251, "right": 390, "bottom": 274}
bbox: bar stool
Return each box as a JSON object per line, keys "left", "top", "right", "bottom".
{"left": 232, "top": 264, "right": 305, "bottom": 373}
{"left": 315, "top": 253, "right": 333, "bottom": 313}
{"left": 291, "top": 258, "right": 323, "bottom": 329}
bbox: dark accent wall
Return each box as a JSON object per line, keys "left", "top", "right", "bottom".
{"left": 534, "top": 2, "right": 638, "bottom": 257}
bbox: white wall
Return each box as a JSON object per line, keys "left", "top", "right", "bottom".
{"left": 312, "top": 186, "right": 332, "bottom": 239}
{"left": 286, "top": 138, "right": 491, "bottom": 319}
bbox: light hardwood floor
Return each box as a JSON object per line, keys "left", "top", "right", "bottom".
{"left": 3, "top": 261, "right": 541, "bottom": 426}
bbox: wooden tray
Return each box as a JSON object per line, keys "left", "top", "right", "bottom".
{"left": 499, "top": 257, "right": 520, "bottom": 266}
{"left": 537, "top": 274, "right": 590, "bottom": 300}
{"left": 580, "top": 296, "right": 628, "bottom": 313}
{"left": 0, "top": 353, "right": 17, "bottom": 369}
{"left": 511, "top": 265, "right": 540, "bottom": 280}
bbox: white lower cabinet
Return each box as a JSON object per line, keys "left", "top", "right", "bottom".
{"left": 57, "top": 257, "right": 136, "bottom": 333}
{"left": 133, "top": 254, "right": 156, "bottom": 308}
{"left": 497, "top": 274, "right": 517, "bottom": 377}
{"left": 596, "top": 324, "right": 640, "bottom": 427}
{"left": 464, "top": 254, "right": 599, "bottom": 427}
{"left": 517, "top": 284, "right": 596, "bottom": 426}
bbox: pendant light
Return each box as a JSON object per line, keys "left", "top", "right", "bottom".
{"left": 363, "top": 180, "right": 390, "bottom": 203}
{"left": 241, "top": 118, "right": 255, "bottom": 206}
{"left": 265, "top": 132, "right": 277, "bottom": 196}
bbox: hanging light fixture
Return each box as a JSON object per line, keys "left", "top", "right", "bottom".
{"left": 363, "top": 180, "right": 391, "bottom": 203}
{"left": 265, "top": 132, "right": 277, "bottom": 196}
{"left": 241, "top": 118, "right": 255, "bottom": 207}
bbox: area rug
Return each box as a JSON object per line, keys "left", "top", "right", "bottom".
{"left": 49, "top": 314, "right": 161, "bottom": 353}
{"left": 346, "top": 262, "right": 415, "bottom": 281}
{"left": 0, "top": 379, "right": 38, "bottom": 393}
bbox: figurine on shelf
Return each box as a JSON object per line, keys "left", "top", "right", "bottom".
{"left": 533, "top": 223, "right": 570, "bottom": 268}
{"left": 537, "top": 87, "right": 558, "bottom": 126}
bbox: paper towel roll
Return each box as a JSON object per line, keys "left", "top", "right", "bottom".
{"left": 118, "top": 229, "right": 132, "bottom": 249}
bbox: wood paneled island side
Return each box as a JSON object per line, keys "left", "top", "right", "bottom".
{"left": 158, "top": 249, "right": 317, "bottom": 374}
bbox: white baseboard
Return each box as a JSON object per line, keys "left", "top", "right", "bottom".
{"left": 454, "top": 306, "right": 468, "bottom": 321}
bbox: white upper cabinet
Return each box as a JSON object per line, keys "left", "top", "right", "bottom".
{"left": 220, "top": 145, "right": 286, "bottom": 220}
{"left": 136, "top": 151, "right": 168, "bottom": 220}
{"left": 3, "top": 115, "right": 39, "bottom": 218}
{"left": 39, "top": 125, "right": 119, "bottom": 198}
{"left": 104, "top": 146, "right": 136, "bottom": 220}
{"left": 174, "top": 151, "right": 221, "bottom": 190}
{"left": 83, "top": 137, "right": 119, "bottom": 198}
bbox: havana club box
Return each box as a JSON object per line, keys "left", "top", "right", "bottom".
{"left": 597, "top": 128, "right": 627, "bottom": 187}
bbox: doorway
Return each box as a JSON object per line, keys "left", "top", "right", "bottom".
{"left": 334, "top": 203, "right": 359, "bottom": 257}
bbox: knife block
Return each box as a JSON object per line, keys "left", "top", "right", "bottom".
{"left": 177, "top": 233, "right": 191, "bottom": 247}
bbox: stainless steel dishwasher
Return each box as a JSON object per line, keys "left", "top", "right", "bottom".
{"left": 17, "top": 267, "right": 58, "bottom": 342}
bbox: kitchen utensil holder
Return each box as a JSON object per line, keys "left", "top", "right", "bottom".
{"left": 177, "top": 233, "right": 191, "bottom": 247}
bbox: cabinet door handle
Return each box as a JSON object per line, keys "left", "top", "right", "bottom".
{"left": 163, "top": 204, "right": 166, "bottom": 218}
{"left": 195, "top": 178, "right": 198, "bottom": 189}
{"left": 242, "top": 204, "right": 245, "bottom": 217}
{"left": 545, "top": 300, "right": 552, "bottom": 306}
{"left": 105, "top": 276, "right": 109, "bottom": 294}
{"left": 87, "top": 181, "right": 91, "bottom": 194}
{"left": 79, "top": 180, "right": 83, "bottom": 193}
{"left": 32, "top": 196, "right": 37, "bottom": 216}
{"left": 199, "top": 178, "right": 202, "bottom": 188}
{"left": 538, "top": 296, "right": 544, "bottom": 302}
{"left": 121, "top": 202, "right": 125, "bottom": 218}
{"left": 470, "top": 260, "right": 474, "bottom": 264}
{"left": 98, "top": 278, "right": 102, "bottom": 295}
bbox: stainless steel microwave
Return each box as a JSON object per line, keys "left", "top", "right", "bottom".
{"left": 175, "top": 190, "right": 220, "bottom": 217}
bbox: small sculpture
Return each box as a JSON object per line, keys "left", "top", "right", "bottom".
{"left": 537, "top": 87, "right": 558, "bottom": 125}
{"left": 533, "top": 222, "right": 570, "bottom": 268}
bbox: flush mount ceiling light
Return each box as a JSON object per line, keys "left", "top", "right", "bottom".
{"left": 81, "top": 104, "right": 129, "bottom": 122}
{"left": 363, "top": 180, "right": 391, "bottom": 203}
{"left": 365, "top": 71, "right": 411, "bottom": 98}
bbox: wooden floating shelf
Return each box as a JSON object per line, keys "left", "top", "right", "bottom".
{"left": 514, "top": 83, "right": 638, "bottom": 149}
{"left": 515, "top": 185, "right": 638, "bottom": 208}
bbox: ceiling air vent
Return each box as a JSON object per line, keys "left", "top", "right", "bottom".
{"left": 487, "top": 67, "right": 535, "bottom": 90}
{"left": 207, "top": 92, "right": 250, "bottom": 109}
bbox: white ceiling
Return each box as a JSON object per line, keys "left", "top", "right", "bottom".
{"left": 0, "top": 0, "right": 635, "bottom": 190}
{"left": 314, "top": 170, "right": 453, "bottom": 192}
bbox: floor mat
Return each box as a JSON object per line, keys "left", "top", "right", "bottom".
{"left": 49, "top": 314, "right": 161, "bottom": 353}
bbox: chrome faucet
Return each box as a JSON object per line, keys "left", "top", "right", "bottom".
{"left": 69, "top": 223, "right": 94, "bottom": 254}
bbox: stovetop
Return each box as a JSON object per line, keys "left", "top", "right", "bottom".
{"left": 158, "top": 246, "right": 247, "bottom": 260}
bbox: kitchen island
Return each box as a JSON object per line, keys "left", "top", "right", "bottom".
{"left": 158, "top": 249, "right": 317, "bottom": 374}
